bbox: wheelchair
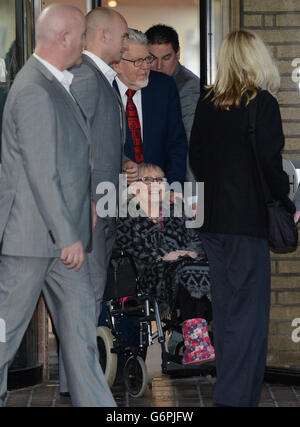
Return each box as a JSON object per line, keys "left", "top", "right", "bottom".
{"left": 96, "top": 248, "right": 216, "bottom": 398}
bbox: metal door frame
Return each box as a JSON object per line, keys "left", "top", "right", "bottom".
{"left": 200, "top": 0, "right": 238, "bottom": 87}
{"left": 92, "top": 0, "right": 102, "bottom": 7}
{"left": 15, "top": 0, "right": 41, "bottom": 69}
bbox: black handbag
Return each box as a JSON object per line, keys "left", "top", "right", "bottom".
{"left": 248, "top": 97, "right": 298, "bottom": 253}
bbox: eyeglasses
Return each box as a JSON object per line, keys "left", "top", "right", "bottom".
{"left": 137, "top": 177, "right": 167, "bottom": 183}
{"left": 122, "top": 55, "right": 156, "bottom": 67}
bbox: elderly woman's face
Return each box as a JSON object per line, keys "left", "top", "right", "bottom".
{"left": 138, "top": 168, "right": 167, "bottom": 201}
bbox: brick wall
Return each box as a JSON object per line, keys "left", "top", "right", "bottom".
{"left": 241, "top": 0, "right": 300, "bottom": 369}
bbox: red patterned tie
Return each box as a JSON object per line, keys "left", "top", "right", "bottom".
{"left": 125, "top": 89, "right": 144, "bottom": 164}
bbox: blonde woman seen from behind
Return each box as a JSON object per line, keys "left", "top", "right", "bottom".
{"left": 189, "top": 30, "right": 295, "bottom": 407}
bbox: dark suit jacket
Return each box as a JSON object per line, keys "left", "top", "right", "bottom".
{"left": 115, "top": 70, "right": 188, "bottom": 187}
{"left": 189, "top": 90, "right": 295, "bottom": 238}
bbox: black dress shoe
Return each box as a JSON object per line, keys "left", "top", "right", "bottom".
{"left": 59, "top": 392, "right": 72, "bottom": 403}
{"left": 60, "top": 392, "right": 71, "bottom": 398}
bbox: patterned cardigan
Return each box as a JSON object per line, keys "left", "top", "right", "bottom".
{"left": 116, "top": 203, "right": 210, "bottom": 313}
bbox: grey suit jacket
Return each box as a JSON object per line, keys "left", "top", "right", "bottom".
{"left": 0, "top": 56, "right": 92, "bottom": 257}
{"left": 70, "top": 54, "right": 126, "bottom": 204}
{"left": 173, "top": 63, "right": 200, "bottom": 183}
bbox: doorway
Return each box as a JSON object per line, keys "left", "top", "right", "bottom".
{"left": 102, "top": 0, "right": 200, "bottom": 77}
{"left": 0, "top": 0, "right": 39, "bottom": 162}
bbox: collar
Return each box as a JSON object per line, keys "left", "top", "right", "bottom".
{"left": 33, "top": 53, "right": 74, "bottom": 91}
{"left": 115, "top": 76, "right": 141, "bottom": 98}
{"left": 115, "top": 76, "right": 130, "bottom": 98}
{"left": 83, "top": 50, "right": 117, "bottom": 86}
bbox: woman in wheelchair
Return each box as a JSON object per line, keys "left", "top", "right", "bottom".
{"left": 116, "top": 163, "right": 215, "bottom": 365}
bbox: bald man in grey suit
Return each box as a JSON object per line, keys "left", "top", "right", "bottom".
{"left": 0, "top": 5, "right": 115, "bottom": 407}
{"left": 57, "top": 7, "right": 130, "bottom": 396}
{"left": 70, "top": 8, "right": 128, "bottom": 318}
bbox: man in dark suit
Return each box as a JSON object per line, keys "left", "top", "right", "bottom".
{"left": 145, "top": 24, "right": 200, "bottom": 187}
{"left": 111, "top": 29, "right": 187, "bottom": 372}
{"left": 113, "top": 28, "right": 187, "bottom": 188}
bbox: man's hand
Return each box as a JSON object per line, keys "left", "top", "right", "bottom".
{"left": 294, "top": 211, "right": 300, "bottom": 224}
{"left": 123, "top": 160, "right": 139, "bottom": 185}
{"left": 61, "top": 240, "right": 85, "bottom": 272}
{"left": 92, "top": 201, "right": 97, "bottom": 229}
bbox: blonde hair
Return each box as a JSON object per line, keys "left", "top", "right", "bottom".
{"left": 206, "top": 30, "right": 280, "bottom": 110}
{"left": 138, "top": 163, "right": 165, "bottom": 178}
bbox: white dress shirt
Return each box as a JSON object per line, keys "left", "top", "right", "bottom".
{"left": 115, "top": 76, "right": 143, "bottom": 139}
{"left": 33, "top": 53, "right": 74, "bottom": 97}
{"left": 83, "top": 50, "right": 117, "bottom": 86}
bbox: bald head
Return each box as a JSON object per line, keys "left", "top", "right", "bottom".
{"left": 36, "top": 4, "right": 84, "bottom": 47}
{"left": 35, "top": 4, "right": 86, "bottom": 70}
{"left": 84, "top": 7, "right": 128, "bottom": 65}
{"left": 86, "top": 7, "right": 125, "bottom": 36}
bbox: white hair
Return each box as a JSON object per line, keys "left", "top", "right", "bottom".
{"left": 128, "top": 28, "right": 148, "bottom": 46}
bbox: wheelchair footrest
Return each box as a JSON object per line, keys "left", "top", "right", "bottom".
{"left": 162, "top": 353, "right": 216, "bottom": 378}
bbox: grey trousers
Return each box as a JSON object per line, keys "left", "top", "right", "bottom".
{"left": 59, "top": 217, "right": 116, "bottom": 393}
{"left": 88, "top": 216, "right": 116, "bottom": 322}
{"left": 0, "top": 254, "right": 116, "bottom": 407}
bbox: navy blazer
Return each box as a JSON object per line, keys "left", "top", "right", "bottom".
{"left": 114, "top": 71, "right": 188, "bottom": 186}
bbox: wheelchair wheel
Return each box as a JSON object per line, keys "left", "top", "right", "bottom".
{"left": 123, "top": 355, "right": 148, "bottom": 398}
{"left": 96, "top": 326, "right": 117, "bottom": 387}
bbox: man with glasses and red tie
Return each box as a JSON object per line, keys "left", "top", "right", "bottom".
{"left": 113, "top": 28, "right": 187, "bottom": 189}
{"left": 111, "top": 29, "right": 187, "bottom": 377}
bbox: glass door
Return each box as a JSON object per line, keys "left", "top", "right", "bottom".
{"left": 201, "top": 0, "right": 231, "bottom": 86}
{"left": 0, "top": 0, "right": 38, "bottom": 164}
{"left": 103, "top": 0, "right": 200, "bottom": 77}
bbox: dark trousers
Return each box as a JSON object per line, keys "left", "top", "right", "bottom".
{"left": 176, "top": 284, "right": 212, "bottom": 322}
{"left": 200, "top": 233, "right": 270, "bottom": 407}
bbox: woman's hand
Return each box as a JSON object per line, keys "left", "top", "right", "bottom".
{"left": 162, "top": 250, "right": 198, "bottom": 261}
{"left": 294, "top": 211, "right": 300, "bottom": 224}
{"left": 162, "top": 251, "right": 181, "bottom": 261}
{"left": 164, "top": 191, "right": 184, "bottom": 205}
{"left": 184, "top": 250, "right": 198, "bottom": 259}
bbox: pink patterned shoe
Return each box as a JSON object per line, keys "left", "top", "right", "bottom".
{"left": 182, "top": 318, "right": 215, "bottom": 365}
